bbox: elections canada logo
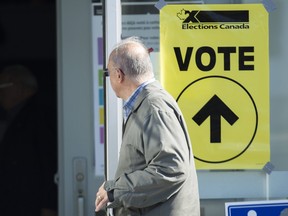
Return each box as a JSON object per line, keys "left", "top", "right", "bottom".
{"left": 177, "top": 9, "right": 250, "bottom": 30}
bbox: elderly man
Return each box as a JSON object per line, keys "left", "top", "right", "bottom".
{"left": 95, "top": 37, "right": 200, "bottom": 216}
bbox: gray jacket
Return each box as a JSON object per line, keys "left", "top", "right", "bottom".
{"left": 105, "top": 81, "right": 200, "bottom": 216}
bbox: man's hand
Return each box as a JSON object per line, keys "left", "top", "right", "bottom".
{"left": 95, "top": 182, "right": 109, "bottom": 212}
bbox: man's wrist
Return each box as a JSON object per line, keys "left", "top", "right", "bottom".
{"left": 107, "top": 190, "right": 114, "bottom": 202}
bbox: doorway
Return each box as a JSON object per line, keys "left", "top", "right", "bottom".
{"left": 0, "top": 1, "right": 58, "bottom": 216}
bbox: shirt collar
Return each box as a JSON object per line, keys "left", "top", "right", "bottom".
{"left": 123, "top": 78, "right": 155, "bottom": 121}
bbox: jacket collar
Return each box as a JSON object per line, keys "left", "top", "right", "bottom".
{"left": 122, "top": 80, "right": 162, "bottom": 133}
{"left": 132, "top": 80, "right": 162, "bottom": 113}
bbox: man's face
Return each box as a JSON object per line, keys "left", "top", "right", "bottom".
{"left": 107, "top": 60, "right": 121, "bottom": 98}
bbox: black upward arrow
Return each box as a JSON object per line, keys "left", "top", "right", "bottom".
{"left": 192, "top": 95, "right": 239, "bottom": 143}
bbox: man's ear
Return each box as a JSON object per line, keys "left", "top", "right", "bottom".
{"left": 116, "top": 68, "right": 125, "bottom": 82}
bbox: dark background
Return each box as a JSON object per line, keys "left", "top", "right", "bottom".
{"left": 0, "top": 0, "right": 57, "bottom": 110}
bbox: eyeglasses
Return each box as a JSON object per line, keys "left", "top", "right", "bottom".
{"left": 103, "top": 68, "right": 125, "bottom": 77}
{"left": 103, "top": 69, "right": 110, "bottom": 77}
{"left": 0, "top": 82, "right": 13, "bottom": 88}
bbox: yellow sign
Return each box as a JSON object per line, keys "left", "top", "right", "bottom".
{"left": 160, "top": 4, "right": 270, "bottom": 169}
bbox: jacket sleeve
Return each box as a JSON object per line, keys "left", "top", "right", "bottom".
{"left": 104, "top": 109, "right": 191, "bottom": 209}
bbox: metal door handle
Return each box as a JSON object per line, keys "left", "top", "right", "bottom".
{"left": 73, "top": 157, "right": 87, "bottom": 216}
{"left": 78, "top": 196, "right": 84, "bottom": 216}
